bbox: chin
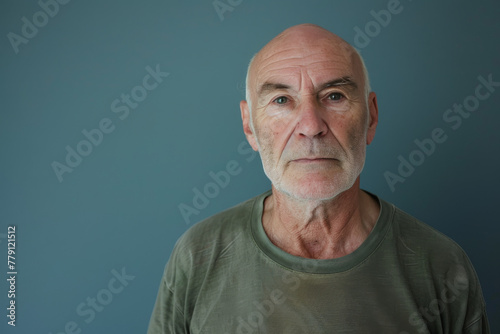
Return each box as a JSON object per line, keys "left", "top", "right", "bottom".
{"left": 277, "top": 175, "right": 355, "bottom": 202}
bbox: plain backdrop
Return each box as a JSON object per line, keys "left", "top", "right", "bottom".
{"left": 1, "top": 0, "right": 499, "bottom": 333}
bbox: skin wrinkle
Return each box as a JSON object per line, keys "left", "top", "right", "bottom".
{"left": 245, "top": 39, "right": 371, "bottom": 111}
{"left": 264, "top": 180, "right": 373, "bottom": 258}
{"left": 254, "top": 79, "right": 362, "bottom": 197}
{"left": 240, "top": 24, "right": 379, "bottom": 259}
{"left": 257, "top": 77, "right": 359, "bottom": 114}
{"left": 256, "top": 76, "right": 357, "bottom": 175}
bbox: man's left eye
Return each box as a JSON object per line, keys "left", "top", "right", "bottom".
{"left": 328, "top": 92, "right": 344, "bottom": 101}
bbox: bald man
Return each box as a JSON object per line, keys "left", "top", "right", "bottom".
{"left": 148, "top": 24, "right": 489, "bottom": 334}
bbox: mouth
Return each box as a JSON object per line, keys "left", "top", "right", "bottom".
{"left": 291, "top": 157, "right": 336, "bottom": 163}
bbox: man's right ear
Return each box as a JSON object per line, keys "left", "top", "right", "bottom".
{"left": 240, "top": 100, "right": 259, "bottom": 151}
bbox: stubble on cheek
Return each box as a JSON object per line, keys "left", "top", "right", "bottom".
{"left": 344, "top": 116, "right": 368, "bottom": 176}
{"left": 252, "top": 118, "right": 290, "bottom": 186}
{"left": 256, "top": 128, "right": 277, "bottom": 167}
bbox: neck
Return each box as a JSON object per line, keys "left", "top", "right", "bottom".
{"left": 262, "top": 178, "right": 380, "bottom": 259}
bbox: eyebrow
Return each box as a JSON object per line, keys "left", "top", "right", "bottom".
{"left": 258, "top": 82, "right": 291, "bottom": 97}
{"left": 317, "top": 76, "right": 358, "bottom": 92}
{"left": 257, "top": 76, "right": 358, "bottom": 97}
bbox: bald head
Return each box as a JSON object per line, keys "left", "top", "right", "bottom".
{"left": 245, "top": 24, "right": 370, "bottom": 112}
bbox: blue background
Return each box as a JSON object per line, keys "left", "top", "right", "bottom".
{"left": 1, "top": 0, "right": 498, "bottom": 333}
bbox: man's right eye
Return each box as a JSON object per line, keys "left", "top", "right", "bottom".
{"left": 273, "top": 96, "right": 288, "bottom": 104}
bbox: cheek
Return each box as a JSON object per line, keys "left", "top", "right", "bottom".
{"left": 346, "top": 117, "right": 368, "bottom": 152}
{"left": 255, "top": 116, "right": 290, "bottom": 145}
{"left": 347, "top": 128, "right": 363, "bottom": 152}
{"left": 253, "top": 120, "right": 294, "bottom": 167}
{"left": 328, "top": 113, "right": 367, "bottom": 151}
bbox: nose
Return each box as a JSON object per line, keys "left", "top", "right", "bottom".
{"left": 296, "top": 97, "right": 328, "bottom": 138}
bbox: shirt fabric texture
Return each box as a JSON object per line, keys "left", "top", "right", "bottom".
{"left": 148, "top": 190, "right": 490, "bottom": 334}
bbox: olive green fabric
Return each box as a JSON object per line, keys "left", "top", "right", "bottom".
{"left": 148, "top": 190, "right": 489, "bottom": 334}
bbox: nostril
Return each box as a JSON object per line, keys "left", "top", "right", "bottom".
{"left": 297, "top": 116, "right": 328, "bottom": 138}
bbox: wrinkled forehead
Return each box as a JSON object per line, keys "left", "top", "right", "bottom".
{"left": 250, "top": 36, "right": 363, "bottom": 93}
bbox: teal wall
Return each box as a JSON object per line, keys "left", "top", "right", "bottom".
{"left": 1, "top": 0, "right": 498, "bottom": 332}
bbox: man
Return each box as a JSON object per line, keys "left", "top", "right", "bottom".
{"left": 148, "top": 24, "right": 489, "bottom": 333}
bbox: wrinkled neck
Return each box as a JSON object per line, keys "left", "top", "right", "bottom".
{"left": 262, "top": 182, "right": 380, "bottom": 259}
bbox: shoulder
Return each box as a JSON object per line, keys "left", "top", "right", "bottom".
{"left": 379, "top": 198, "right": 488, "bottom": 328}
{"left": 162, "top": 191, "right": 267, "bottom": 290}
{"left": 382, "top": 198, "right": 482, "bottom": 293}
{"left": 173, "top": 191, "right": 268, "bottom": 256}
{"left": 382, "top": 199, "right": 466, "bottom": 257}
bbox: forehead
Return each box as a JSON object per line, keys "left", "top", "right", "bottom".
{"left": 252, "top": 37, "right": 360, "bottom": 90}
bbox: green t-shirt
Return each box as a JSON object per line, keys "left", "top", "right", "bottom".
{"left": 148, "top": 191, "right": 489, "bottom": 333}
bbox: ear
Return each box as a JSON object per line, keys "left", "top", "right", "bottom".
{"left": 240, "top": 100, "right": 259, "bottom": 151}
{"left": 366, "top": 92, "right": 379, "bottom": 145}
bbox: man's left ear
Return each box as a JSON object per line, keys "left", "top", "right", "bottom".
{"left": 366, "top": 92, "right": 379, "bottom": 145}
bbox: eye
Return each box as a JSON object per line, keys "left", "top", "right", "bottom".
{"left": 273, "top": 96, "right": 288, "bottom": 104}
{"left": 327, "top": 92, "right": 344, "bottom": 101}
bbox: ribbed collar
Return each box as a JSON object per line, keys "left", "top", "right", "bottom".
{"left": 250, "top": 190, "right": 394, "bottom": 274}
